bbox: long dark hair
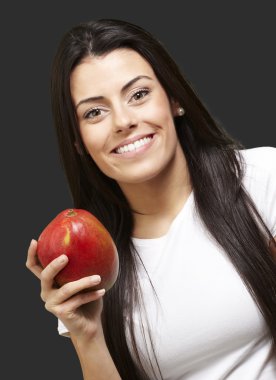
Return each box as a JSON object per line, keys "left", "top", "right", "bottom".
{"left": 50, "top": 19, "right": 276, "bottom": 379}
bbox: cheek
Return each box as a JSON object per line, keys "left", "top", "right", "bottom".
{"left": 80, "top": 127, "right": 106, "bottom": 157}
{"left": 144, "top": 96, "right": 174, "bottom": 125}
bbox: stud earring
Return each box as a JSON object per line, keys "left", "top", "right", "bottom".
{"left": 178, "top": 107, "right": 185, "bottom": 116}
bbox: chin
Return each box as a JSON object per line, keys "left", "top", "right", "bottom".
{"left": 118, "top": 165, "right": 167, "bottom": 185}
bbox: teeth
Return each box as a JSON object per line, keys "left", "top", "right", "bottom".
{"left": 115, "top": 136, "right": 152, "bottom": 154}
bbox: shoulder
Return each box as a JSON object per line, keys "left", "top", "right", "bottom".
{"left": 236, "top": 146, "right": 276, "bottom": 188}
{"left": 238, "top": 146, "right": 276, "bottom": 172}
{"left": 237, "top": 146, "right": 276, "bottom": 236}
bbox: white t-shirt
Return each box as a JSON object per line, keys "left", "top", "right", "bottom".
{"left": 58, "top": 147, "right": 276, "bottom": 379}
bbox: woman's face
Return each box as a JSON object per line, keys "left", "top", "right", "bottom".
{"left": 70, "top": 48, "right": 182, "bottom": 185}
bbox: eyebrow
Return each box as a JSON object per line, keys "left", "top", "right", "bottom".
{"left": 75, "top": 75, "right": 153, "bottom": 110}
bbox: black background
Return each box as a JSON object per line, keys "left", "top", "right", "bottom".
{"left": 4, "top": 1, "right": 275, "bottom": 378}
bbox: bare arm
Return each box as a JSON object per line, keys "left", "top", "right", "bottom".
{"left": 71, "top": 332, "right": 121, "bottom": 380}
{"left": 26, "top": 239, "right": 121, "bottom": 380}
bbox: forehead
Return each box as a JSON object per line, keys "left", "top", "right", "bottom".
{"left": 70, "top": 49, "right": 156, "bottom": 97}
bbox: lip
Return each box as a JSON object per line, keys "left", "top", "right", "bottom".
{"left": 110, "top": 133, "right": 156, "bottom": 159}
{"left": 111, "top": 133, "right": 155, "bottom": 153}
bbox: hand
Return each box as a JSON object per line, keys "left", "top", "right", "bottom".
{"left": 26, "top": 239, "right": 106, "bottom": 342}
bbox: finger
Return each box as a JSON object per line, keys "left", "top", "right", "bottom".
{"left": 54, "top": 275, "right": 102, "bottom": 304}
{"left": 26, "top": 239, "right": 42, "bottom": 279}
{"left": 40, "top": 255, "right": 69, "bottom": 292}
{"left": 46, "top": 288, "right": 105, "bottom": 317}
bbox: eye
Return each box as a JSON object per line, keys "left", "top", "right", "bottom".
{"left": 129, "top": 88, "right": 150, "bottom": 103}
{"left": 84, "top": 107, "right": 104, "bottom": 120}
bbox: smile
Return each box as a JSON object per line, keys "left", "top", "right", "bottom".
{"left": 114, "top": 134, "right": 154, "bottom": 154}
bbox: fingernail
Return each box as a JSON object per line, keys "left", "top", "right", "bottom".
{"left": 97, "top": 289, "right": 105, "bottom": 296}
{"left": 58, "top": 254, "right": 68, "bottom": 263}
{"left": 29, "top": 239, "right": 35, "bottom": 248}
{"left": 91, "top": 275, "right": 101, "bottom": 283}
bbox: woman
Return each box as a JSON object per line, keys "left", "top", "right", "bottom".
{"left": 26, "top": 19, "right": 276, "bottom": 379}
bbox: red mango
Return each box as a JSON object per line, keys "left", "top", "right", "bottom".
{"left": 37, "top": 208, "right": 119, "bottom": 291}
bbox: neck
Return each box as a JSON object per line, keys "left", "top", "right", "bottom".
{"left": 118, "top": 146, "right": 192, "bottom": 238}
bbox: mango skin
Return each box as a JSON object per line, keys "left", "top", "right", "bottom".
{"left": 37, "top": 209, "right": 119, "bottom": 291}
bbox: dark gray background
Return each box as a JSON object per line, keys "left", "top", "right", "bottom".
{"left": 4, "top": 1, "right": 275, "bottom": 378}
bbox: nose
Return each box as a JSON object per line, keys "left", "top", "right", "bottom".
{"left": 112, "top": 105, "right": 137, "bottom": 133}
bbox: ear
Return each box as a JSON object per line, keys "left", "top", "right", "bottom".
{"left": 171, "top": 99, "right": 185, "bottom": 117}
{"left": 74, "top": 141, "right": 83, "bottom": 155}
{"left": 170, "top": 99, "right": 179, "bottom": 116}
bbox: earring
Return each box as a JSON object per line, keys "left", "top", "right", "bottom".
{"left": 178, "top": 107, "right": 185, "bottom": 116}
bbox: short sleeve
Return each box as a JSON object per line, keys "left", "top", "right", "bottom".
{"left": 240, "top": 146, "right": 276, "bottom": 237}
{"left": 57, "top": 318, "right": 70, "bottom": 337}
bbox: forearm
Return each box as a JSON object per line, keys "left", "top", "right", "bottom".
{"left": 71, "top": 333, "right": 122, "bottom": 380}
